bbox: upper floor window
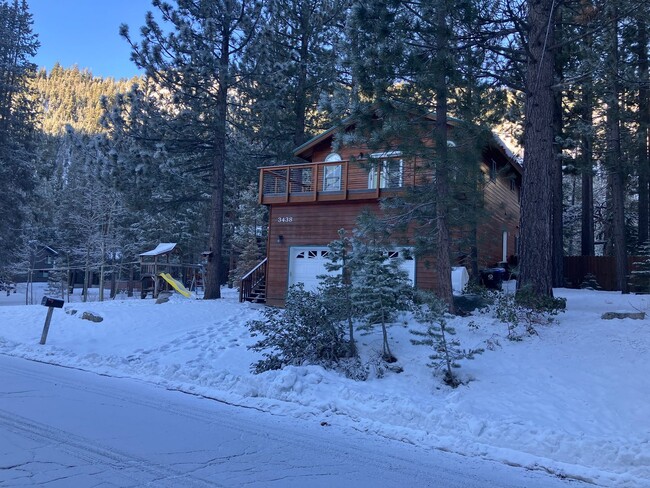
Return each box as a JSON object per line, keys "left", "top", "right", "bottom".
{"left": 490, "top": 159, "right": 498, "bottom": 181}
{"left": 324, "top": 152, "right": 342, "bottom": 162}
{"left": 368, "top": 151, "right": 404, "bottom": 189}
{"left": 323, "top": 164, "right": 342, "bottom": 191}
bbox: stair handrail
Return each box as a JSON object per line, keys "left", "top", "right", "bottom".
{"left": 239, "top": 258, "right": 268, "bottom": 303}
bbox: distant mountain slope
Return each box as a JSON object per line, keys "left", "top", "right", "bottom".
{"left": 32, "top": 64, "right": 140, "bottom": 135}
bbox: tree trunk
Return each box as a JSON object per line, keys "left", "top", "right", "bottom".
{"left": 519, "top": 0, "right": 556, "bottom": 297}
{"left": 605, "top": 5, "right": 629, "bottom": 293}
{"left": 637, "top": 12, "right": 650, "bottom": 247}
{"left": 83, "top": 248, "right": 90, "bottom": 303}
{"left": 552, "top": 36, "right": 564, "bottom": 287}
{"left": 99, "top": 240, "right": 105, "bottom": 302}
{"left": 433, "top": 1, "right": 454, "bottom": 312}
{"left": 128, "top": 264, "right": 134, "bottom": 297}
{"left": 203, "top": 31, "right": 231, "bottom": 300}
{"left": 581, "top": 85, "right": 595, "bottom": 256}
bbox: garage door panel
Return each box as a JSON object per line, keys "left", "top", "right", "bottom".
{"left": 289, "top": 247, "right": 334, "bottom": 292}
{"left": 289, "top": 246, "right": 415, "bottom": 293}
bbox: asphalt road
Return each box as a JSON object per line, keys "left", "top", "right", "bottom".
{"left": 0, "top": 354, "right": 583, "bottom": 487}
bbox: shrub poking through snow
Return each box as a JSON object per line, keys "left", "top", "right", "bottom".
{"left": 411, "top": 291, "right": 483, "bottom": 387}
{"left": 247, "top": 284, "right": 348, "bottom": 373}
{"left": 493, "top": 287, "right": 566, "bottom": 340}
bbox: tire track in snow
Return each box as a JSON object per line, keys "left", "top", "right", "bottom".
{"left": 0, "top": 409, "right": 220, "bottom": 487}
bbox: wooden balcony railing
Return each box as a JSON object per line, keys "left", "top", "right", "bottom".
{"left": 259, "top": 159, "right": 412, "bottom": 205}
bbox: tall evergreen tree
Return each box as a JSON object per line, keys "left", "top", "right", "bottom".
{"left": 242, "top": 0, "right": 348, "bottom": 162}
{"left": 603, "top": 0, "right": 629, "bottom": 292}
{"left": 0, "top": 0, "right": 38, "bottom": 269}
{"left": 633, "top": 4, "right": 649, "bottom": 248}
{"left": 518, "top": 0, "right": 557, "bottom": 296}
{"left": 346, "top": 0, "right": 506, "bottom": 309}
{"left": 121, "top": 0, "right": 262, "bottom": 299}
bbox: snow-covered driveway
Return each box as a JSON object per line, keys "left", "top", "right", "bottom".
{"left": 0, "top": 354, "right": 578, "bottom": 487}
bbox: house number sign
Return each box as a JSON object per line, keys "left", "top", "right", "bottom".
{"left": 277, "top": 216, "right": 293, "bottom": 223}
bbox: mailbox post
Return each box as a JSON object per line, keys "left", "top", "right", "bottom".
{"left": 40, "top": 296, "right": 64, "bottom": 345}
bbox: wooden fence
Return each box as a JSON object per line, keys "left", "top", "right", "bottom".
{"left": 563, "top": 256, "right": 643, "bottom": 291}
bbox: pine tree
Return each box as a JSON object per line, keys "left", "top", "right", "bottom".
{"left": 411, "top": 290, "right": 483, "bottom": 387}
{"left": 517, "top": 0, "right": 557, "bottom": 297}
{"left": 629, "top": 241, "right": 650, "bottom": 293}
{"left": 228, "top": 182, "right": 267, "bottom": 287}
{"left": 318, "top": 228, "right": 358, "bottom": 357}
{"left": 0, "top": 0, "right": 38, "bottom": 269}
{"left": 242, "top": 0, "right": 348, "bottom": 161}
{"left": 352, "top": 212, "right": 413, "bottom": 362}
{"left": 121, "top": 0, "right": 262, "bottom": 299}
{"left": 345, "top": 0, "right": 507, "bottom": 309}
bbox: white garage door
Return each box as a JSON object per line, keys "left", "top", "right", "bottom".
{"left": 288, "top": 246, "right": 415, "bottom": 293}
{"left": 387, "top": 249, "right": 416, "bottom": 284}
{"left": 289, "top": 247, "right": 334, "bottom": 292}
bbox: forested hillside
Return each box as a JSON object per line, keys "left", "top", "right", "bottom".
{"left": 33, "top": 64, "right": 138, "bottom": 135}
{"left": 0, "top": 0, "right": 648, "bottom": 301}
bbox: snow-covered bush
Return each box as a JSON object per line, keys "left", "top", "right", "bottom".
{"left": 411, "top": 291, "right": 483, "bottom": 387}
{"left": 247, "top": 284, "right": 349, "bottom": 373}
{"left": 580, "top": 273, "right": 602, "bottom": 290}
{"left": 493, "top": 288, "right": 566, "bottom": 340}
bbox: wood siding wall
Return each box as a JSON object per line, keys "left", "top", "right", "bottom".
{"left": 264, "top": 186, "right": 521, "bottom": 306}
{"left": 477, "top": 160, "right": 521, "bottom": 268}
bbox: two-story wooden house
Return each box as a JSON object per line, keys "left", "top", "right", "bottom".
{"left": 241, "top": 115, "right": 522, "bottom": 307}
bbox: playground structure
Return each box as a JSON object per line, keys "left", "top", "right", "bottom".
{"left": 139, "top": 243, "right": 203, "bottom": 299}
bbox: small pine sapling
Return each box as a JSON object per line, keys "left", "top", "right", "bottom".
{"left": 411, "top": 291, "right": 483, "bottom": 387}
{"left": 352, "top": 245, "right": 413, "bottom": 362}
{"left": 351, "top": 212, "right": 414, "bottom": 363}
{"left": 318, "top": 229, "right": 358, "bottom": 357}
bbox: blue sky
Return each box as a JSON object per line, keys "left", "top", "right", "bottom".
{"left": 29, "top": 0, "right": 152, "bottom": 79}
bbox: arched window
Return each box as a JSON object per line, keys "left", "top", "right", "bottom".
{"left": 324, "top": 152, "right": 342, "bottom": 162}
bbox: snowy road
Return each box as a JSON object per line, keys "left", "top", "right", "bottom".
{"left": 0, "top": 354, "right": 581, "bottom": 488}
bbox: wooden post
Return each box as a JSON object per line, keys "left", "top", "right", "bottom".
{"left": 40, "top": 307, "right": 54, "bottom": 345}
{"left": 39, "top": 297, "right": 64, "bottom": 345}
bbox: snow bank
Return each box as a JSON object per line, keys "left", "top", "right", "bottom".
{"left": 0, "top": 285, "right": 648, "bottom": 487}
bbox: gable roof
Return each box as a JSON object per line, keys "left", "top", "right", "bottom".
{"left": 293, "top": 112, "right": 522, "bottom": 176}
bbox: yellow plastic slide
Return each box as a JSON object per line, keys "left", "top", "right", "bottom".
{"left": 159, "top": 273, "right": 191, "bottom": 298}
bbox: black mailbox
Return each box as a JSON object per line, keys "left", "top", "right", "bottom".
{"left": 41, "top": 296, "right": 64, "bottom": 308}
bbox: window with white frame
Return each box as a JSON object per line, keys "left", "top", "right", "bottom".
{"left": 368, "top": 151, "right": 404, "bottom": 189}
{"left": 323, "top": 164, "right": 342, "bottom": 191}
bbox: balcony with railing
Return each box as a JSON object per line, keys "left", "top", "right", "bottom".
{"left": 259, "top": 158, "right": 412, "bottom": 205}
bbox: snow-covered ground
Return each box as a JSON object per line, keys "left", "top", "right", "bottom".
{"left": 0, "top": 283, "right": 648, "bottom": 487}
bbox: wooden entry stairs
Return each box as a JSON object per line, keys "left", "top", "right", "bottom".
{"left": 239, "top": 258, "right": 267, "bottom": 303}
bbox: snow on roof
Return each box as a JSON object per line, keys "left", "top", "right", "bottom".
{"left": 139, "top": 243, "right": 177, "bottom": 257}
{"left": 42, "top": 245, "right": 59, "bottom": 255}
